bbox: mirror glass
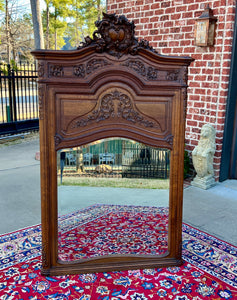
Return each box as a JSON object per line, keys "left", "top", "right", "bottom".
{"left": 57, "top": 138, "right": 170, "bottom": 261}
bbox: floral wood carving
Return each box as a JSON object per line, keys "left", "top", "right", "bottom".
{"left": 69, "top": 90, "right": 160, "bottom": 130}
{"left": 49, "top": 65, "right": 64, "bottom": 77}
{"left": 147, "top": 66, "right": 158, "bottom": 80}
{"left": 77, "top": 13, "right": 158, "bottom": 58}
{"left": 73, "top": 64, "right": 85, "bottom": 78}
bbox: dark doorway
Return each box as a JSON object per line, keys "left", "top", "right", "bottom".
{"left": 230, "top": 99, "right": 237, "bottom": 178}
{"left": 220, "top": 13, "right": 237, "bottom": 181}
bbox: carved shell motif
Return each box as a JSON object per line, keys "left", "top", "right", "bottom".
{"left": 78, "top": 13, "right": 158, "bottom": 58}
{"left": 69, "top": 90, "right": 160, "bottom": 130}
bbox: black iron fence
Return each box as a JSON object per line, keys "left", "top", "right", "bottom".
{"left": 0, "top": 62, "right": 39, "bottom": 135}
{"left": 59, "top": 138, "right": 170, "bottom": 179}
{"left": 122, "top": 143, "right": 170, "bottom": 179}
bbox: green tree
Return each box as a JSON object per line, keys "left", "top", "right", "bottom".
{"left": 66, "top": 0, "right": 105, "bottom": 48}
{"left": 0, "top": 0, "right": 4, "bottom": 11}
{"left": 42, "top": 0, "right": 72, "bottom": 50}
{"left": 41, "top": 0, "right": 105, "bottom": 50}
{"left": 0, "top": 1, "right": 4, "bottom": 47}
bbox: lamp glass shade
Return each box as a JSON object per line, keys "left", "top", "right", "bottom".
{"left": 194, "top": 19, "right": 209, "bottom": 46}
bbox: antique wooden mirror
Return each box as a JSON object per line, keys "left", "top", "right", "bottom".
{"left": 32, "top": 13, "right": 193, "bottom": 276}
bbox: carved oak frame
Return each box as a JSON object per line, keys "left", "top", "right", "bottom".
{"left": 32, "top": 13, "right": 193, "bottom": 276}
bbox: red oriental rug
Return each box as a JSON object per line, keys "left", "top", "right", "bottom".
{"left": 0, "top": 204, "right": 237, "bottom": 299}
{"left": 58, "top": 205, "right": 169, "bottom": 260}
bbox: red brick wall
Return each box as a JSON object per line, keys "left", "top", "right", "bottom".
{"left": 107, "top": 0, "right": 236, "bottom": 180}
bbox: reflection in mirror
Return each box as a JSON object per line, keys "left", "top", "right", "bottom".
{"left": 57, "top": 138, "right": 170, "bottom": 262}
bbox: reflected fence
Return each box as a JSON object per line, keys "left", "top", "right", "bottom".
{"left": 58, "top": 138, "right": 170, "bottom": 180}
{"left": 0, "top": 62, "right": 39, "bottom": 135}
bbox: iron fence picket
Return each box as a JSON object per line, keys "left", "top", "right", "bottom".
{"left": 0, "top": 62, "right": 39, "bottom": 135}
{"left": 11, "top": 67, "right": 17, "bottom": 122}
{"left": 27, "top": 63, "right": 32, "bottom": 119}
{"left": 19, "top": 62, "right": 25, "bottom": 120}
{"left": 0, "top": 70, "right": 5, "bottom": 122}
{"left": 31, "top": 63, "right": 37, "bottom": 119}
{"left": 15, "top": 64, "right": 22, "bottom": 121}
{"left": 122, "top": 143, "right": 170, "bottom": 179}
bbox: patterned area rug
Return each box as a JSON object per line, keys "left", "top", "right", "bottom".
{"left": 58, "top": 205, "right": 169, "bottom": 260}
{"left": 0, "top": 204, "right": 237, "bottom": 299}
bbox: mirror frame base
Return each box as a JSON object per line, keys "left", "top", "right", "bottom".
{"left": 41, "top": 257, "right": 183, "bottom": 276}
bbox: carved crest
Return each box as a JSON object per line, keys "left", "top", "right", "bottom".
{"left": 78, "top": 13, "right": 158, "bottom": 58}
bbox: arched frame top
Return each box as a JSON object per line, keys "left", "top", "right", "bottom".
{"left": 32, "top": 13, "right": 194, "bottom": 276}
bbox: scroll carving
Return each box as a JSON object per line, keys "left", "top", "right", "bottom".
{"left": 182, "top": 88, "right": 188, "bottom": 121}
{"left": 69, "top": 90, "right": 160, "bottom": 130}
{"left": 122, "top": 60, "right": 146, "bottom": 76}
{"left": 166, "top": 67, "right": 188, "bottom": 84}
{"left": 78, "top": 13, "right": 158, "bottom": 58}
{"left": 86, "top": 59, "right": 112, "bottom": 74}
{"left": 181, "top": 67, "right": 189, "bottom": 121}
{"left": 41, "top": 219, "right": 49, "bottom": 270}
{"left": 122, "top": 60, "right": 158, "bottom": 80}
{"left": 38, "top": 84, "right": 44, "bottom": 120}
{"left": 181, "top": 66, "right": 188, "bottom": 85}
{"left": 165, "top": 134, "right": 174, "bottom": 146}
{"left": 54, "top": 134, "right": 62, "bottom": 147}
{"left": 38, "top": 63, "right": 44, "bottom": 78}
{"left": 74, "top": 59, "right": 112, "bottom": 78}
{"left": 41, "top": 243, "right": 49, "bottom": 269}
{"left": 166, "top": 70, "right": 180, "bottom": 81}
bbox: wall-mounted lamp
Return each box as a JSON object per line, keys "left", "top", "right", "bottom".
{"left": 194, "top": 4, "right": 217, "bottom": 46}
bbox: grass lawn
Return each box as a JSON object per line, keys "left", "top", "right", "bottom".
{"left": 58, "top": 176, "right": 169, "bottom": 189}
